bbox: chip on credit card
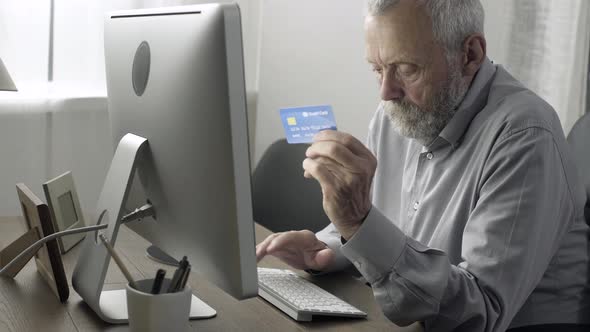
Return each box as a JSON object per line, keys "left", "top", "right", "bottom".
{"left": 279, "top": 105, "right": 337, "bottom": 144}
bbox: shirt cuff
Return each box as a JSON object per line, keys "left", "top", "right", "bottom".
{"left": 315, "top": 228, "right": 353, "bottom": 273}
{"left": 340, "top": 206, "right": 407, "bottom": 283}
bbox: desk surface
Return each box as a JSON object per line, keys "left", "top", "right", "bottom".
{"left": 0, "top": 216, "right": 421, "bottom": 331}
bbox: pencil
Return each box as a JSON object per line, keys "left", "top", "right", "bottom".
{"left": 98, "top": 234, "right": 139, "bottom": 290}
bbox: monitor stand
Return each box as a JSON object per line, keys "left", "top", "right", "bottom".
{"left": 71, "top": 133, "right": 216, "bottom": 324}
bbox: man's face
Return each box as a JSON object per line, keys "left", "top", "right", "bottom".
{"left": 365, "top": 0, "right": 469, "bottom": 145}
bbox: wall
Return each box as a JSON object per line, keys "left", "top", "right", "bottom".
{"left": 253, "top": 1, "right": 515, "bottom": 164}
{"left": 481, "top": 0, "right": 514, "bottom": 65}
{"left": 253, "top": 0, "right": 377, "bottom": 164}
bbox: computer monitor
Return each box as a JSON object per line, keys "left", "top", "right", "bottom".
{"left": 72, "top": 3, "right": 257, "bottom": 323}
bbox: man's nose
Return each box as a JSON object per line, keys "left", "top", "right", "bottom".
{"left": 380, "top": 73, "right": 404, "bottom": 101}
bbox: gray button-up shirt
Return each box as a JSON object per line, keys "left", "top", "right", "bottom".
{"left": 316, "top": 58, "right": 590, "bottom": 331}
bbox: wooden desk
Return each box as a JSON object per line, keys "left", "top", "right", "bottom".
{"left": 0, "top": 216, "right": 421, "bottom": 331}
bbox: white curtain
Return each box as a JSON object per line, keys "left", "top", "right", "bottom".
{"left": 0, "top": 1, "right": 50, "bottom": 87}
{"left": 0, "top": 0, "right": 260, "bottom": 91}
{"left": 0, "top": 0, "right": 261, "bottom": 216}
{"left": 508, "top": 0, "right": 590, "bottom": 134}
{"left": 484, "top": 0, "right": 590, "bottom": 135}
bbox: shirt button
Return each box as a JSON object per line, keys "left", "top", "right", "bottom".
{"left": 426, "top": 152, "right": 433, "bottom": 160}
{"left": 413, "top": 201, "right": 419, "bottom": 211}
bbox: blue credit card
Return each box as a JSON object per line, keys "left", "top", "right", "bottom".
{"left": 279, "top": 105, "right": 337, "bottom": 144}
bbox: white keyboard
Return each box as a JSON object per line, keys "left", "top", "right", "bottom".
{"left": 257, "top": 267, "right": 367, "bottom": 322}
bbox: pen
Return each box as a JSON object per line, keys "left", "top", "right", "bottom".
{"left": 167, "top": 256, "right": 188, "bottom": 293}
{"left": 175, "top": 263, "right": 190, "bottom": 292}
{"left": 98, "top": 234, "right": 139, "bottom": 290}
{"left": 180, "top": 265, "right": 191, "bottom": 290}
{"left": 151, "top": 269, "right": 166, "bottom": 294}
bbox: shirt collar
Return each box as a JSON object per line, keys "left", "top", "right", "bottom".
{"left": 428, "top": 57, "right": 497, "bottom": 151}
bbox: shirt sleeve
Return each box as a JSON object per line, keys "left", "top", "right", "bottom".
{"left": 340, "top": 126, "right": 578, "bottom": 331}
{"left": 313, "top": 108, "right": 382, "bottom": 274}
{"left": 315, "top": 223, "right": 354, "bottom": 273}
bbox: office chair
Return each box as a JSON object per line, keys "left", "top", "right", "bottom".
{"left": 252, "top": 139, "right": 331, "bottom": 233}
{"left": 567, "top": 112, "right": 590, "bottom": 224}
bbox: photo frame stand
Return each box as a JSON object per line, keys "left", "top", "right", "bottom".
{"left": 1, "top": 183, "right": 70, "bottom": 302}
{"left": 0, "top": 227, "right": 40, "bottom": 278}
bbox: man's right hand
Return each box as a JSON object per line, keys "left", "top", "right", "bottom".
{"left": 255, "top": 230, "right": 335, "bottom": 271}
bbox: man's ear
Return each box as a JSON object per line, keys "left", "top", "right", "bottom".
{"left": 461, "top": 33, "right": 486, "bottom": 77}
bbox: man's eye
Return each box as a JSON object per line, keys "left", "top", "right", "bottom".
{"left": 397, "top": 64, "right": 418, "bottom": 76}
{"left": 398, "top": 65, "right": 418, "bottom": 75}
{"left": 396, "top": 65, "right": 421, "bottom": 83}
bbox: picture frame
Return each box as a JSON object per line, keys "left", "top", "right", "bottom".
{"left": 16, "top": 183, "right": 69, "bottom": 302}
{"left": 43, "top": 171, "right": 86, "bottom": 254}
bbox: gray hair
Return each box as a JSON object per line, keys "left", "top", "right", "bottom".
{"left": 367, "top": 0, "right": 485, "bottom": 56}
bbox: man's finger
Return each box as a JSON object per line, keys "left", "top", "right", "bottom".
{"left": 313, "top": 130, "right": 371, "bottom": 158}
{"left": 256, "top": 233, "right": 280, "bottom": 262}
{"left": 273, "top": 252, "right": 309, "bottom": 271}
{"left": 306, "top": 247, "right": 335, "bottom": 271}
{"left": 302, "top": 157, "right": 338, "bottom": 193}
{"left": 266, "top": 230, "right": 309, "bottom": 253}
{"left": 306, "top": 141, "right": 362, "bottom": 170}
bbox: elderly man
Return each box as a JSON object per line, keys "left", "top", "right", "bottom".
{"left": 256, "top": 0, "right": 590, "bottom": 331}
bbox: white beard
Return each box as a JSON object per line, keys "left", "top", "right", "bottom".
{"left": 382, "top": 61, "right": 469, "bottom": 146}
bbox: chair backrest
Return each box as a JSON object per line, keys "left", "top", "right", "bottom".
{"left": 567, "top": 112, "right": 590, "bottom": 224}
{"left": 252, "top": 139, "right": 331, "bottom": 233}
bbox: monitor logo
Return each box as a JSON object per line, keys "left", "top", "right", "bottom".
{"left": 132, "top": 41, "right": 151, "bottom": 96}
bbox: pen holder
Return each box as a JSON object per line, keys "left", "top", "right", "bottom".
{"left": 126, "top": 278, "right": 191, "bottom": 332}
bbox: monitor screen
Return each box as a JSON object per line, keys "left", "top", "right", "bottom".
{"left": 104, "top": 3, "right": 257, "bottom": 300}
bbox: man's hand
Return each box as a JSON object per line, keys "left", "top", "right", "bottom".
{"left": 303, "top": 130, "right": 377, "bottom": 240}
{"left": 256, "top": 230, "right": 335, "bottom": 271}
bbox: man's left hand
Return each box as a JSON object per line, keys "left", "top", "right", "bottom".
{"left": 303, "top": 130, "right": 377, "bottom": 240}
